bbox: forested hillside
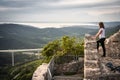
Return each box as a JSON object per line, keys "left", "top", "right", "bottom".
{"left": 0, "top": 24, "right": 96, "bottom": 49}
{"left": 0, "top": 22, "right": 120, "bottom": 49}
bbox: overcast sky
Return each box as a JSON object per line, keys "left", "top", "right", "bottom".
{"left": 0, "top": 0, "right": 120, "bottom": 22}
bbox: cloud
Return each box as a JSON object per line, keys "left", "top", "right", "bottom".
{"left": 0, "top": 0, "right": 119, "bottom": 9}
{"left": 0, "top": 0, "right": 120, "bottom": 11}
{"left": 42, "top": 0, "right": 120, "bottom": 9}
{"left": 0, "top": 6, "right": 8, "bottom": 11}
{"left": 87, "top": 6, "right": 120, "bottom": 16}
{"left": 0, "top": 0, "right": 120, "bottom": 22}
{"left": 49, "top": 0, "right": 105, "bottom": 7}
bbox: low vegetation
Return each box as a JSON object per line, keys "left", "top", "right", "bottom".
{"left": 0, "top": 59, "right": 44, "bottom": 80}
{"left": 42, "top": 36, "right": 84, "bottom": 58}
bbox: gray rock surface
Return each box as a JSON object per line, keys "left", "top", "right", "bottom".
{"left": 32, "top": 63, "right": 48, "bottom": 80}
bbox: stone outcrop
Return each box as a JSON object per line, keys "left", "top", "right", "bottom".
{"left": 105, "top": 30, "right": 120, "bottom": 58}
{"left": 84, "top": 34, "right": 101, "bottom": 79}
{"left": 54, "top": 57, "right": 84, "bottom": 75}
{"left": 53, "top": 56, "right": 84, "bottom": 80}
{"left": 53, "top": 76, "right": 83, "bottom": 80}
{"left": 84, "top": 30, "right": 120, "bottom": 80}
{"left": 32, "top": 63, "right": 48, "bottom": 80}
{"left": 99, "top": 30, "right": 120, "bottom": 79}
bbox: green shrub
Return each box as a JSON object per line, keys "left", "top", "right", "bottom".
{"left": 41, "top": 36, "right": 84, "bottom": 58}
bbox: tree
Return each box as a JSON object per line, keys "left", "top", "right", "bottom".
{"left": 41, "top": 40, "right": 60, "bottom": 57}
{"left": 41, "top": 36, "right": 84, "bottom": 57}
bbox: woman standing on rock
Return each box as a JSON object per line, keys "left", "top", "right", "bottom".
{"left": 94, "top": 22, "right": 106, "bottom": 57}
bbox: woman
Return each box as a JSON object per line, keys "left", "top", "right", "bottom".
{"left": 94, "top": 22, "right": 106, "bottom": 57}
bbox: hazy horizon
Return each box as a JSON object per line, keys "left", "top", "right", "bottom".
{"left": 0, "top": 22, "right": 99, "bottom": 29}
{"left": 0, "top": 21, "right": 120, "bottom": 29}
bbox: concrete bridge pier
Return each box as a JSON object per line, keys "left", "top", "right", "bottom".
{"left": 12, "top": 51, "right": 15, "bottom": 66}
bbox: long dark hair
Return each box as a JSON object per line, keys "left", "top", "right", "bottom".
{"left": 99, "top": 22, "right": 105, "bottom": 28}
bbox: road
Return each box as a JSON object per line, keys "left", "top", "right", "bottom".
{"left": 0, "top": 48, "right": 43, "bottom": 53}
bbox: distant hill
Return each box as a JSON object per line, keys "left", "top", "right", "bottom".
{"left": 0, "top": 24, "right": 46, "bottom": 49}
{"left": 0, "top": 23, "right": 96, "bottom": 49}
{"left": 0, "top": 22, "right": 120, "bottom": 49}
